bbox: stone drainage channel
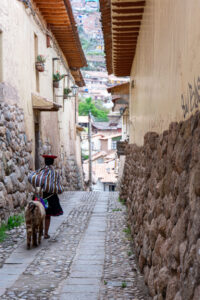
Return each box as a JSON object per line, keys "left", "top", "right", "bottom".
{"left": 0, "top": 191, "right": 151, "bottom": 300}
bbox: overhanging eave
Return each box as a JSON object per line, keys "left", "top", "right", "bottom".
{"left": 32, "top": 93, "right": 62, "bottom": 111}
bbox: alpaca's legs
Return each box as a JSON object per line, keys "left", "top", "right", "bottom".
{"left": 32, "top": 228, "right": 37, "bottom": 246}
{"left": 26, "top": 226, "right": 31, "bottom": 250}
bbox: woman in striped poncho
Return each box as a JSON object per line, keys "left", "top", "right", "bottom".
{"left": 42, "top": 155, "right": 63, "bottom": 239}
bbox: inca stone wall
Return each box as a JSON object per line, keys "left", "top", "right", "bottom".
{"left": 0, "top": 102, "right": 33, "bottom": 224}
{"left": 0, "top": 100, "right": 84, "bottom": 224}
{"left": 120, "top": 112, "right": 200, "bottom": 300}
{"left": 64, "top": 156, "right": 84, "bottom": 191}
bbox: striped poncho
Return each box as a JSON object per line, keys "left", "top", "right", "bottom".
{"left": 28, "top": 166, "right": 63, "bottom": 194}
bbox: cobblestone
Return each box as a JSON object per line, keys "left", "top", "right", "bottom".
{"left": 0, "top": 224, "right": 26, "bottom": 268}
{"left": 0, "top": 191, "right": 75, "bottom": 269}
{"left": 99, "top": 192, "right": 151, "bottom": 300}
{"left": 1, "top": 192, "right": 98, "bottom": 299}
{"left": 0, "top": 192, "right": 151, "bottom": 300}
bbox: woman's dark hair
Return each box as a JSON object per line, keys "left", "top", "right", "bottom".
{"left": 45, "top": 157, "right": 54, "bottom": 165}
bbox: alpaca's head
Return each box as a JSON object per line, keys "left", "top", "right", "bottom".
{"left": 28, "top": 201, "right": 36, "bottom": 213}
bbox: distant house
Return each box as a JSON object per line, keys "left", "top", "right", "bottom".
{"left": 100, "top": 134, "right": 122, "bottom": 151}
{"left": 81, "top": 134, "right": 104, "bottom": 157}
{"left": 78, "top": 116, "right": 89, "bottom": 129}
{"left": 83, "top": 151, "right": 118, "bottom": 191}
{"left": 107, "top": 82, "right": 130, "bottom": 141}
{"left": 92, "top": 116, "right": 122, "bottom": 135}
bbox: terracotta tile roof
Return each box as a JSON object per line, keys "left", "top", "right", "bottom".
{"left": 99, "top": 0, "right": 146, "bottom": 76}
{"left": 92, "top": 120, "right": 122, "bottom": 130}
{"left": 83, "top": 151, "right": 108, "bottom": 163}
{"left": 100, "top": 133, "right": 122, "bottom": 140}
{"left": 92, "top": 151, "right": 108, "bottom": 161}
{"left": 83, "top": 162, "right": 118, "bottom": 184}
{"left": 33, "top": 0, "right": 87, "bottom": 86}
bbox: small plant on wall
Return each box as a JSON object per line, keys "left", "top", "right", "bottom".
{"left": 53, "top": 71, "right": 65, "bottom": 88}
{"left": 63, "top": 87, "right": 72, "bottom": 99}
{"left": 35, "top": 55, "right": 46, "bottom": 72}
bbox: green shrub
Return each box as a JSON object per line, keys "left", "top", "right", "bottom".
{"left": 82, "top": 154, "right": 89, "bottom": 161}
{"left": 0, "top": 224, "right": 7, "bottom": 243}
{"left": 7, "top": 214, "right": 24, "bottom": 230}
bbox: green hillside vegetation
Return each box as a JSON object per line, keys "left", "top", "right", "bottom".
{"left": 79, "top": 97, "right": 108, "bottom": 122}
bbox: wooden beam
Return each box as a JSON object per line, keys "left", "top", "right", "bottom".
{"left": 34, "top": 0, "right": 63, "bottom": 2}
{"left": 113, "top": 32, "right": 139, "bottom": 36}
{"left": 113, "top": 28, "right": 140, "bottom": 32}
{"left": 113, "top": 15, "right": 142, "bottom": 20}
{"left": 113, "top": 21, "right": 141, "bottom": 26}
{"left": 114, "top": 37, "right": 137, "bottom": 41}
{"left": 36, "top": 3, "right": 65, "bottom": 8}
{"left": 112, "top": 1, "right": 145, "bottom": 7}
{"left": 112, "top": 8, "right": 144, "bottom": 14}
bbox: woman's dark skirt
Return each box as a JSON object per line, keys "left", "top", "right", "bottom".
{"left": 43, "top": 192, "right": 63, "bottom": 217}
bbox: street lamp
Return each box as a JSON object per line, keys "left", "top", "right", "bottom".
{"left": 56, "top": 84, "right": 78, "bottom": 99}
{"left": 119, "top": 107, "right": 124, "bottom": 115}
{"left": 71, "top": 85, "right": 79, "bottom": 96}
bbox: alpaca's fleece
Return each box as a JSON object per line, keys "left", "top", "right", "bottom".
{"left": 25, "top": 201, "right": 46, "bottom": 249}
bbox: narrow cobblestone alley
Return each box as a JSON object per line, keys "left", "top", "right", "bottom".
{"left": 0, "top": 192, "right": 150, "bottom": 300}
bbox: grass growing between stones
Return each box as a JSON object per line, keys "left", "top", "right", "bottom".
{"left": 123, "top": 225, "right": 132, "bottom": 241}
{"left": 118, "top": 197, "right": 126, "bottom": 206}
{"left": 0, "top": 224, "right": 7, "bottom": 243}
{"left": 112, "top": 208, "right": 122, "bottom": 212}
{"left": 128, "top": 250, "right": 133, "bottom": 256}
{"left": 0, "top": 213, "right": 25, "bottom": 243}
{"left": 121, "top": 281, "right": 127, "bottom": 288}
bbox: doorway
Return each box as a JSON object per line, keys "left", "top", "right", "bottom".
{"left": 34, "top": 111, "right": 40, "bottom": 170}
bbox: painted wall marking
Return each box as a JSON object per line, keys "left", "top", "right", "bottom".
{"left": 181, "top": 77, "right": 200, "bottom": 118}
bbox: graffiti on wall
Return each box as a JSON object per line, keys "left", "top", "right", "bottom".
{"left": 181, "top": 77, "right": 200, "bottom": 118}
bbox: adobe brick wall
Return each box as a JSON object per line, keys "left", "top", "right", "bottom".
{"left": 120, "top": 112, "right": 200, "bottom": 300}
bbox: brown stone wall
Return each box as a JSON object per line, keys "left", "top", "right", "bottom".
{"left": 0, "top": 102, "right": 33, "bottom": 224}
{"left": 120, "top": 112, "right": 200, "bottom": 300}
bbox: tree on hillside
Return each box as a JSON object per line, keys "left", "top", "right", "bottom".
{"left": 78, "top": 97, "right": 108, "bottom": 122}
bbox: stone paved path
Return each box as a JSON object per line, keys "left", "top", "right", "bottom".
{"left": 0, "top": 192, "right": 151, "bottom": 300}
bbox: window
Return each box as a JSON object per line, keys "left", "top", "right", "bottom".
{"left": 111, "top": 140, "right": 117, "bottom": 150}
{"left": 97, "top": 157, "right": 104, "bottom": 163}
{"left": 109, "top": 185, "right": 115, "bottom": 191}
